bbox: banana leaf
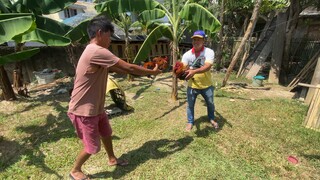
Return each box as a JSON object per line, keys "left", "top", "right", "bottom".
{"left": 0, "top": 13, "right": 33, "bottom": 20}
{"left": 36, "top": 15, "right": 72, "bottom": 36}
{"left": 0, "top": 15, "right": 35, "bottom": 44}
{"left": 11, "top": 0, "right": 77, "bottom": 14}
{"left": 133, "top": 25, "right": 172, "bottom": 64}
{"left": 95, "top": 0, "right": 159, "bottom": 14}
{"left": 139, "top": 9, "right": 166, "bottom": 23}
{"left": 40, "top": 0, "right": 77, "bottom": 14}
{"left": 0, "top": 48, "right": 40, "bottom": 65}
{"left": 179, "top": 3, "right": 221, "bottom": 33}
{"left": 15, "top": 28, "right": 71, "bottom": 46}
{"left": 65, "top": 19, "right": 90, "bottom": 44}
{"left": 0, "top": 0, "right": 11, "bottom": 13}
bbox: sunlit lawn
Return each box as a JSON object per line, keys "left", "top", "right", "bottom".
{"left": 0, "top": 72, "right": 319, "bottom": 179}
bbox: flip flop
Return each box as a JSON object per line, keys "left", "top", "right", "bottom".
{"left": 108, "top": 159, "right": 129, "bottom": 166}
{"left": 69, "top": 173, "right": 90, "bottom": 180}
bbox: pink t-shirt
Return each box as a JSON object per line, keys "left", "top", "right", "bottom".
{"left": 68, "top": 43, "right": 119, "bottom": 116}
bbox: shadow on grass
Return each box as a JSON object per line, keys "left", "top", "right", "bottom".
{"left": 129, "top": 81, "right": 154, "bottom": 100}
{"left": 0, "top": 99, "right": 74, "bottom": 178}
{"left": 0, "top": 136, "right": 21, "bottom": 171}
{"left": 1, "top": 93, "right": 70, "bottom": 118}
{"left": 301, "top": 154, "right": 320, "bottom": 160}
{"left": 91, "top": 136, "right": 194, "bottom": 179}
{"left": 118, "top": 75, "right": 172, "bottom": 100}
{"left": 193, "top": 111, "right": 231, "bottom": 137}
{"left": 154, "top": 98, "right": 187, "bottom": 120}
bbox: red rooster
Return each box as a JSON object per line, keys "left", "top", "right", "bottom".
{"left": 152, "top": 56, "right": 169, "bottom": 70}
{"left": 174, "top": 61, "right": 188, "bottom": 80}
{"left": 143, "top": 56, "right": 169, "bottom": 70}
{"left": 143, "top": 61, "right": 156, "bottom": 70}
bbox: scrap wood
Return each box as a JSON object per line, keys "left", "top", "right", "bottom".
{"left": 29, "top": 81, "right": 57, "bottom": 91}
{"left": 244, "top": 86, "right": 271, "bottom": 90}
{"left": 223, "top": 82, "right": 271, "bottom": 90}
{"left": 297, "top": 83, "right": 320, "bottom": 89}
{"left": 228, "top": 82, "right": 248, "bottom": 88}
{"left": 298, "top": 83, "right": 320, "bottom": 130}
{"left": 288, "top": 50, "right": 320, "bottom": 87}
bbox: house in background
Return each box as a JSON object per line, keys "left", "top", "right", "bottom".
{"left": 53, "top": 0, "right": 172, "bottom": 63}
{"left": 43, "top": 0, "right": 96, "bottom": 22}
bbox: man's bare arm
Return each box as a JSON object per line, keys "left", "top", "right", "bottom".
{"left": 112, "top": 59, "right": 161, "bottom": 76}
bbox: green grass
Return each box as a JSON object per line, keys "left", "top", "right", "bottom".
{"left": 0, "top": 72, "right": 319, "bottom": 179}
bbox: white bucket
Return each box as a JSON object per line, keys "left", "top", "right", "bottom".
{"left": 34, "top": 72, "right": 55, "bottom": 84}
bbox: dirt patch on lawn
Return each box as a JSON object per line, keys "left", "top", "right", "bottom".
{"left": 222, "top": 82, "right": 296, "bottom": 100}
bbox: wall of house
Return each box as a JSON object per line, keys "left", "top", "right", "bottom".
{"left": 307, "top": 24, "right": 320, "bottom": 40}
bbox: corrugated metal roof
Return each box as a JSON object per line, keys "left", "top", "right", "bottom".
{"left": 62, "top": 13, "right": 96, "bottom": 27}
{"left": 300, "top": 6, "right": 320, "bottom": 17}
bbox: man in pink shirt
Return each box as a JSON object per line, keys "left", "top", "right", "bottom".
{"left": 68, "top": 15, "right": 161, "bottom": 180}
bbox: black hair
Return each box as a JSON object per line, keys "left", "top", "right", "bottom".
{"left": 87, "top": 15, "right": 114, "bottom": 39}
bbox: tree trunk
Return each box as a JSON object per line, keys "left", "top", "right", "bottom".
{"left": 222, "top": 0, "right": 262, "bottom": 87}
{"left": 281, "top": 0, "right": 300, "bottom": 84}
{"left": 171, "top": 39, "right": 178, "bottom": 101}
{"left": 0, "top": 66, "right": 16, "bottom": 101}
{"left": 268, "top": 11, "right": 287, "bottom": 84}
{"left": 12, "top": 43, "right": 27, "bottom": 96}
{"left": 215, "top": 0, "right": 225, "bottom": 71}
{"left": 124, "top": 34, "right": 134, "bottom": 81}
{"left": 65, "top": 45, "right": 78, "bottom": 69}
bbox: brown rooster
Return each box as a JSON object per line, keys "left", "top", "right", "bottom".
{"left": 152, "top": 56, "right": 169, "bottom": 70}
{"left": 143, "top": 61, "right": 156, "bottom": 70}
{"left": 143, "top": 56, "right": 169, "bottom": 70}
{"left": 174, "top": 61, "right": 188, "bottom": 80}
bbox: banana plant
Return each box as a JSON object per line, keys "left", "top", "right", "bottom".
{"left": 0, "top": 13, "right": 35, "bottom": 100}
{"left": 96, "top": 0, "right": 221, "bottom": 100}
{"left": 0, "top": 0, "right": 76, "bottom": 100}
{"left": 115, "top": 13, "right": 137, "bottom": 81}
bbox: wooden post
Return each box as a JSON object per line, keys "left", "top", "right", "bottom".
{"left": 298, "top": 83, "right": 320, "bottom": 131}
{"left": 305, "top": 57, "right": 320, "bottom": 104}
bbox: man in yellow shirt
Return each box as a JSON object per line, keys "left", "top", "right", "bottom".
{"left": 182, "top": 30, "right": 218, "bottom": 132}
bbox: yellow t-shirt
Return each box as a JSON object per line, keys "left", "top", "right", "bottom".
{"left": 181, "top": 47, "right": 215, "bottom": 89}
{"left": 188, "top": 71, "right": 213, "bottom": 89}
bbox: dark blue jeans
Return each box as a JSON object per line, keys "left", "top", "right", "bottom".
{"left": 186, "top": 86, "right": 215, "bottom": 124}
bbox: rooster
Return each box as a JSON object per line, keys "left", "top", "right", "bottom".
{"left": 143, "top": 56, "right": 169, "bottom": 71}
{"left": 152, "top": 56, "right": 169, "bottom": 70}
{"left": 142, "top": 61, "right": 156, "bottom": 70}
{"left": 174, "top": 61, "right": 188, "bottom": 80}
